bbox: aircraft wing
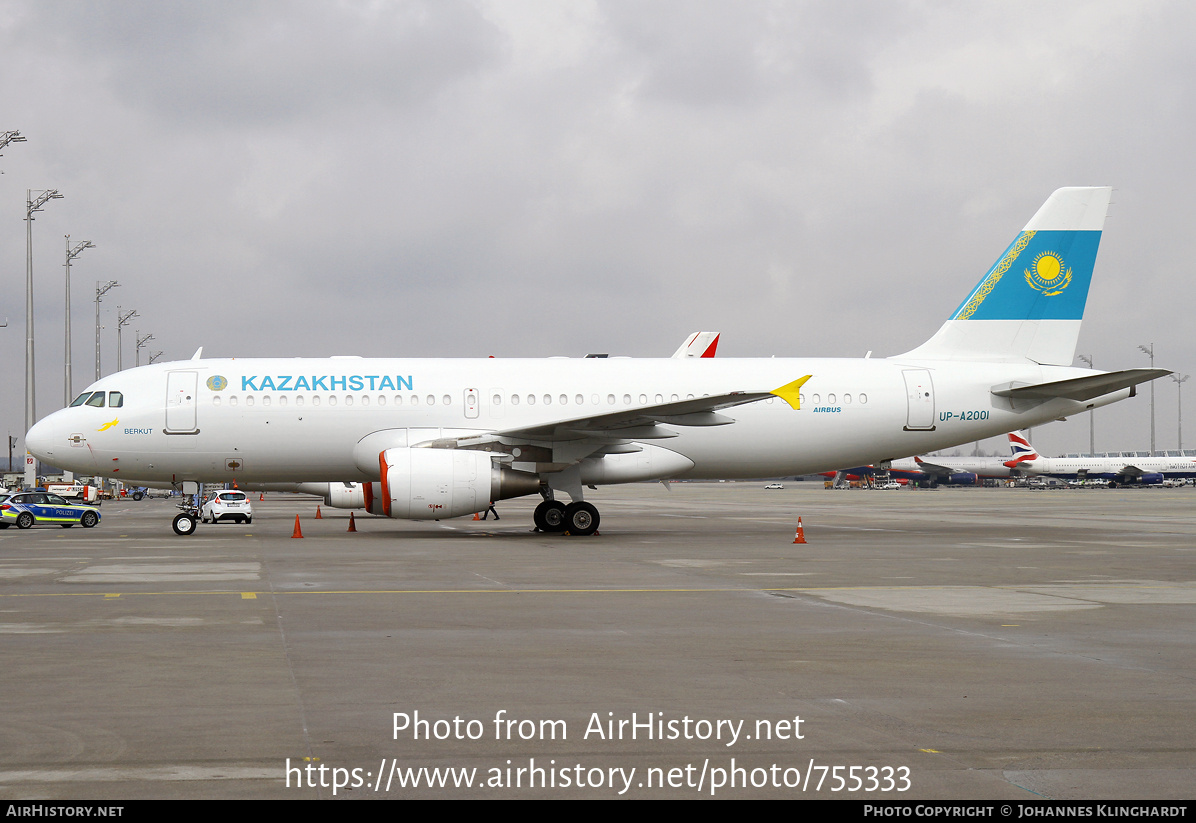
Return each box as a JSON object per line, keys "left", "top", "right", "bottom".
{"left": 991, "top": 368, "right": 1171, "bottom": 403}
{"left": 423, "top": 376, "right": 811, "bottom": 449}
{"left": 912, "top": 457, "right": 957, "bottom": 477}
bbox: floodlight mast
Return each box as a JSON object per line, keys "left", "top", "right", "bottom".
{"left": 1078, "top": 354, "right": 1095, "bottom": 455}
{"left": 64, "top": 236, "right": 95, "bottom": 406}
{"left": 1138, "top": 343, "right": 1156, "bottom": 454}
{"left": 95, "top": 281, "right": 119, "bottom": 379}
{"left": 135, "top": 331, "right": 154, "bottom": 367}
{"left": 1173, "top": 374, "right": 1190, "bottom": 451}
{"left": 116, "top": 307, "right": 138, "bottom": 373}
{"left": 26, "top": 188, "right": 63, "bottom": 489}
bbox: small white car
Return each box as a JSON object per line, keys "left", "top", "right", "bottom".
{"left": 764, "top": 483, "right": 785, "bottom": 490}
{"left": 200, "top": 490, "right": 253, "bottom": 524}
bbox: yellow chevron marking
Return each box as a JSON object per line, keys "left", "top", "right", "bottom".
{"left": 771, "top": 375, "right": 813, "bottom": 410}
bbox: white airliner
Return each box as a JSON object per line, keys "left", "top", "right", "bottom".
{"left": 828, "top": 431, "right": 1028, "bottom": 485}
{"left": 26, "top": 187, "right": 1169, "bottom": 536}
{"left": 1003, "top": 431, "right": 1196, "bottom": 486}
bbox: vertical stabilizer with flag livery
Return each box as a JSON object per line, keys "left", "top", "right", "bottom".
{"left": 899, "top": 187, "right": 1112, "bottom": 366}
{"left": 1005, "top": 430, "right": 1038, "bottom": 468}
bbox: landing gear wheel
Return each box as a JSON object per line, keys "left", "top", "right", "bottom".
{"left": 172, "top": 513, "right": 197, "bottom": 535}
{"left": 533, "top": 500, "right": 567, "bottom": 532}
{"left": 16, "top": 512, "right": 35, "bottom": 530}
{"left": 81, "top": 511, "right": 99, "bottom": 528}
{"left": 563, "top": 502, "right": 600, "bottom": 536}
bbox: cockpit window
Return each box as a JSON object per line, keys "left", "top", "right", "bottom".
{"left": 70, "top": 393, "right": 92, "bottom": 407}
{"left": 109, "top": 391, "right": 124, "bottom": 408}
{"left": 85, "top": 392, "right": 106, "bottom": 408}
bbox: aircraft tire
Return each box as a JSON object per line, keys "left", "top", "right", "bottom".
{"left": 533, "top": 500, "right": 567, "bottom": 532}
{"left": 563, "top": 502, "right": 599, "bottom": 536}
{"left": 172, "top": 513, "right": 197, "bottom": 536}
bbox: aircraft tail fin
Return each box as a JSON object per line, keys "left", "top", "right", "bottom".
{"left": 1004, "top": 430, "right": 1040, "bottom": 469}
{"left": 672, "top": 332, "right": 720, "bottom": 358}
{"left": 898, "top": 187, "right": 1112, "bottom": 365}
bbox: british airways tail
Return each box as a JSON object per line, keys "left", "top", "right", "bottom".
{"left": 899, "top": 187, "right": 1112, "bottom": 365}
{"left": 1004, "top": 430, "right": 1039, "bottom": 469}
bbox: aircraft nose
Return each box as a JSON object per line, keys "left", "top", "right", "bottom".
{"left": 25, "top": 416, "right": 57, "bottom": 462}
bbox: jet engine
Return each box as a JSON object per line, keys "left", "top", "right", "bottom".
{"left": 379, "top": 447, "right": 541, "bottom": 519}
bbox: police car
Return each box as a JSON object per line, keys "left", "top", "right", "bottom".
{"left": 0, "top": 491, "right": 102, "bottom": 529}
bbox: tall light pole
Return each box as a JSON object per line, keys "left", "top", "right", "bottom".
{"left": 1, "top": 133, "right": 24, "bottom": 336}
{"left": 26, "top": 189, "right": 63, "bottom": 489}
{"left": 1078, "top": 354, "right": 1095, "bottom": 455}
{"left": 1172, "top": 374, "right": 1190, "bottom": 451}
{"left": 148, "top": 351, "right": 164, "bottom": 364}
{"left": 116, "top": 307, "right": 138, "bottom": 373}
{"left": 95, "top": 280, "right": 119, "bottom": 379}
{"left": 1138, "top": 343, "right": 1156, "bottom": 454}
{"left": 135, "top": 331, "right": 154, "bottom": 367}
{"left": 0, "top": 130, "right": 26, "bottom": 160}
{"left": 64, "top": 236, "right": 95, "bottom": 406}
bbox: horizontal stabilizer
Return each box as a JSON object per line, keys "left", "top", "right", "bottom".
{"left": 991, "top": 368, "right": 1171, "bottom": 402}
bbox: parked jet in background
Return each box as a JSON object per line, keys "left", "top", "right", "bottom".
{"left": 27, "top": 187, "right": 1169, "bottom": 535}
{"left": 1004, "top": 432, "right": 1196, "bottom": 486}
{"left": 827, "top": 431, "right": 1028, "bottom": 486}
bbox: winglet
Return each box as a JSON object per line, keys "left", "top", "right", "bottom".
{"left": 770, "top": 375, "right": 812, "bottom": 410}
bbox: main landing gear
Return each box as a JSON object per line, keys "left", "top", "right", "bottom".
{"left": 533, "top": 499, "right": 600, "bottom": 536}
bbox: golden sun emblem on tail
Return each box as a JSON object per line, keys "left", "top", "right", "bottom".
{"left": 1025, "top": 251, "right": 1072, "bottom": 296}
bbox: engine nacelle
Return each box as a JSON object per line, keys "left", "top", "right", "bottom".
{"left": 1140, "top": 473, "right": 1164, "bottom": 485}
{"left": 324, "top": 482, "right": 366, "bottom": 508}
{"left": 948, "top": 472, "right": 978, "bottom": 485}
{"left": 380, "top": 447, "right": 540, "bottom": 520}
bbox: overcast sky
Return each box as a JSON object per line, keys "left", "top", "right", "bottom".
{"left": 2, "top": 0, "right": 1193, "bottom": 460}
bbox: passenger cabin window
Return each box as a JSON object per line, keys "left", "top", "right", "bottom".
{"left": 85, "top": 392, "right": 106, "bottom": 408}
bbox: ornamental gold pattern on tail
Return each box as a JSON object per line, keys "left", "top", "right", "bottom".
{"left": 956, "top": 230, "right": 1036, "bottom": 319}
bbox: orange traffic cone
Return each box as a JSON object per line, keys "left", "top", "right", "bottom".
{"left": 259, "top": 492, "right": 264, "bottom": 501}
{"left": 291, "top": 515, "right": 304, "bottom": 539}
{"left": 472, "top": 512, "right": 481, "bottom": 520}
{"left": 347, "top": 512, "right": 357, "bottom": 532}
{"left": 792, "top": 517, "right": 807, "bottom": 544}
{"left": 315, "top": 506, "right": 323, "bottom": 519}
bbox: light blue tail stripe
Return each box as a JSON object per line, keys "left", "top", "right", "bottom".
{"left": 950, "top": 230, "right": 1102, "bottom": 321}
